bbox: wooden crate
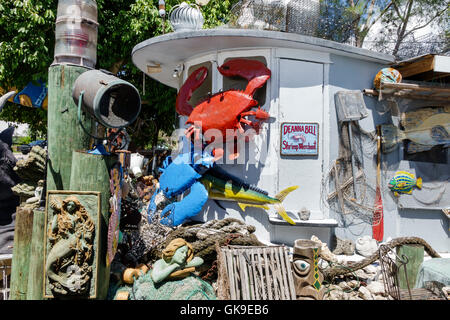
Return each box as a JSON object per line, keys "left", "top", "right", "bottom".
{"left": 218, "top": 245, "right": 296, "bottom": 300}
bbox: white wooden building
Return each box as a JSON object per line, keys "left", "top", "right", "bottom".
{"left": 132, "top": 29, "right": 449, "bottom": 252}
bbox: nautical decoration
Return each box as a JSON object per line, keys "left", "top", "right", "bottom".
{"left": 72, "top": 69, "right": 141, "bottom": 128}
{"left": 373, "top": 68, "right": 402, "bottom": 90}
{"left": 292, "top": 239, "right": 325, "bottom": 300}
{"left": 106, "top": 163, "right": 123, "bottom": 266}
{"left": 122, "top": 264, "right": 148, "bottom": 284}
{"left": 43, "top": 191, "right": 101, "bottom": 298}
{"left": 373, "top": 125, "right": 384, "bottom": 242}
{"left": 355, "top": 235, "right": 378, "bottom": 257}
{"left": 381, "top": 112, "right": 450, "bottom": 154}
{"left": 177, "top": 58, "right": 271, "bottom": 160}
{"left": 151, "top": 238, "right": 204, "bottom": 284}
{"left": 218, "top": 245, "right": 296, "bottom": 300}
{"left": 299, "top": 207, "right": 311, "bottom": 221}
{"left": 280, "top": 122, "right": 318, "bottom": 156}
{"left": 201, "top": 167, "right": 298, "bottom": 225}
{"left": 53, "top": 0, "right": 98, "bottom": 68}
{"left": 147, "top": 148, "right": 214, "bottom": 227}
{"left": 388, "top": 171, "right": 422, "bottom": 197}
{"left": 169, "top": 2, "right": 204, "bottom": 32}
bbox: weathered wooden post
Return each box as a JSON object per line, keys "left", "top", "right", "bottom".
{"left": 26, "top": 209, "right": 46, "bottom": 300}
{"left": 9, "top": 208, "right": 34, "bottom": 300}
{"left": 26, "top": 0, "right": 98, "bottom": 300}
{"left": 46, "top": 65, "right": 94, "bottom": 190}
{"left": 69, "top": 150, "right": 117, "bottom": 299}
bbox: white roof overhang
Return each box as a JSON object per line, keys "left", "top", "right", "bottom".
{"left": 132, "top": 28, "right": 395, "bottom": 89}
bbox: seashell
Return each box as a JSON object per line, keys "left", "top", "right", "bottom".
{"left": 136, "top": 263, "right": 149, "bottom": 275}
{"left": 115, "top": 291, "right": 129, "bottom": 300}
{"left": 122, "top": 268, "right": 139, "bottom": 284}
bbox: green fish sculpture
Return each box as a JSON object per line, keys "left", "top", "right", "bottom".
{"left": 200, "top": 168, "right": 298, "bottom": 225}
{"left": 388, "top": 171, "right": 422, "bottom": 197}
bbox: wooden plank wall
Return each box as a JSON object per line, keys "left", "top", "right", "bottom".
{"left": 219, "top": 245, "right": 296, "bottom": 300}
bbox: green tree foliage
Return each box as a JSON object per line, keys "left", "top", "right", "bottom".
{"left": 0, "top": 0, "right": 237, "bottom": 147}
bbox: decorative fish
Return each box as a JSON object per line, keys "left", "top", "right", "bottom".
{"left": 388, "top": 171, "right": 422, "bottom": 197}
{"left": 381, "top": 113, "right": 450, "bottom": 153}
{"left": 200, "top": 167, "right": 298, "bottom": 225}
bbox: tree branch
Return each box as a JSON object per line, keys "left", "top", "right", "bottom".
{"left": 404, "top": 7, "right": 448, "bottom": 37}
{"left": 364, "top": 0, "right": 394, "bottom": 33}
{"left": 391, "top": 0, "right": 405, "bottom": 22}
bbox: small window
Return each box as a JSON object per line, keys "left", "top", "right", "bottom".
{"left": 222, "top": 56, "right": 268, "bottom": 107}
{"left": 187, "top": 61, "right": 213, "bottom": 107}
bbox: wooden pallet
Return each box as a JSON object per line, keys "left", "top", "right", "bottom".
{"left": 218, "top": 245, "right": 296, "bottom": 300}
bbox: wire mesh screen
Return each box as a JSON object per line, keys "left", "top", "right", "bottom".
{"left": 228, "top": 0, "right": 288, "bottom": 31}
{"left": 286, "top": 0, "right": 320, "bottom": 36}
{"left": 227, "top": 0, "right": 357, "bottom": 44}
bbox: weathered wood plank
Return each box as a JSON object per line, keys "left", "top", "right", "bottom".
{"left": 396, "top": 55, "right": 435, "bottom": 78}
{"left": 9, "top": 208, "right": 34, "bottom": 300}
{"left": 277, "top": 246, "right": 290, "bottom": 299}
{"left": 257, "top": 248, "right": 267, "bottom": 300}
{"left": 273, "top": 248, "right": 285, "bottom": 299}
{"left": 225, "top": 248, "right": 236, "bottom": 300}
{"left": 269, "top": 249, "right": 280, "bottom": 300}
{"left": 69, "top": 151, "right": 117, "bottom": 300}
{"left": 234, "top": 251, "right": 241, "bottom": 300}
{"left": 26, "top": 209, "right": 46, "bottom": 300}
{"left": 284, "top": 247, "right": 297, "bottom": 299}
{"left": 216, "top": 243, "right": 230, "bottom": 300}
{"left": 250, "top": 249, "right": 259, "bottom": 300}
{"left": 238, "top": 252, "right": 249, "bottom": 299}
{"left": 263, "top": 248, "right": 273, "bottom": 300}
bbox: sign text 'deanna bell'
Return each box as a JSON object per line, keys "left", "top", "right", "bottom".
{"left": 281, "top": 122, "right": 319, "bottom": 156}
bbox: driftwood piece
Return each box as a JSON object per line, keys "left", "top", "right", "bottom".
{"left": 219, "top": 245, "right": 296, "bottom": 300}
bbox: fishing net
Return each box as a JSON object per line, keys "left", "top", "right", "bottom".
{"left": 112, "top": 272, "right": 216, "bottom": 300}
{"left": 321, "top": 122, "right": 392, "bottom": 229}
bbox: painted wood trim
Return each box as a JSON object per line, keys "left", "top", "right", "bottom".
{"left": 274, "top": 48, "right": 332, "bottom": 64}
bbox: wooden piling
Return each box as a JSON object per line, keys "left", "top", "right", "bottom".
{"left": 9, "top": 208, "right": 34, "bottom": 300}
{"left": 69, "top": 150, "right": 117, "bottom": 300}
{"left": 26, "top": 209, "right": 46, "bottom": 300}
{"left": 46, "top": 64, "right": 93, "bottom": 191}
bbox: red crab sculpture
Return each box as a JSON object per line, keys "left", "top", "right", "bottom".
{"left": 176, "top": 58, "right": 271, "bottom": 160}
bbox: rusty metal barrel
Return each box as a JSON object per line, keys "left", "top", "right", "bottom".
{"left": 72, "top": 70, "right": 141, "bottom": 128}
